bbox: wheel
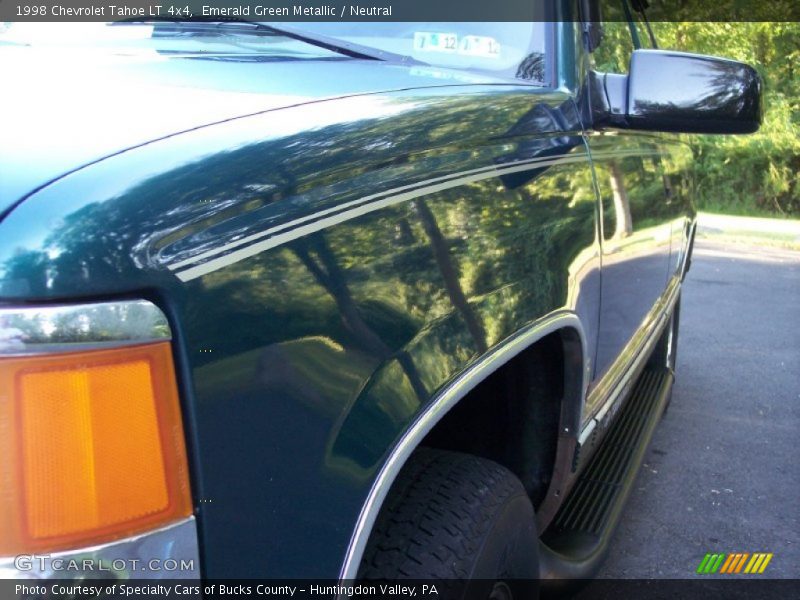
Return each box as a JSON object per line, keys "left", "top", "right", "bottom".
{"left": 358, "top": 449, "right": 540, "bottom": 600}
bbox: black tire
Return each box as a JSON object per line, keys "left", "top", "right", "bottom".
{"left": 358, "top": 449, "right": 539, "bottom": 600}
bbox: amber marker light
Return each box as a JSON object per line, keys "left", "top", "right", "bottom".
{"left": 0, "top": 302, "right": 192, "bottom": 556}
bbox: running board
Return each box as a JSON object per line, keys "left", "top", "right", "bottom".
{"left": 538, "top": 368, "right": 674, "bottom": 590}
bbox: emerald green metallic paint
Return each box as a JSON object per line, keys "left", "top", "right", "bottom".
{"left": 0, "top": 7, "right": 714, "bottom": 579}
{"left": 0, "top": 74, "right": 604, "bottom": 576}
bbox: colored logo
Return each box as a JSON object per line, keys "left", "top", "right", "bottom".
{"left": 697, "top": 552, "right": 773, "bottom": 574}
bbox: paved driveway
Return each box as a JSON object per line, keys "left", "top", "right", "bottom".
{"left": 589, "top": 239, "right": 800, "bottom": 581}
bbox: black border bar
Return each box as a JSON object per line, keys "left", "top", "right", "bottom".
{"left": 3, "top": 0, "right": 800, "bottom": 22}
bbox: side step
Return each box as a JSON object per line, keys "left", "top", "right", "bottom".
{"left": 538, "top": 368, "right": 674, "bottom": 588}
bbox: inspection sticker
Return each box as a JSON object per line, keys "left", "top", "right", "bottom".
{"left": 413, "top": 32, "right": 501, "bottom": 58}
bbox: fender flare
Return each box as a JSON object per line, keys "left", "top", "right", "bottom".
{"left": 338, "top": 310, "right": 589, "bottom": 580}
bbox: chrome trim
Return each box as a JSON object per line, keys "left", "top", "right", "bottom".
{"left": 169, "top": 155, "right": 587, "bottom": 273}
{"left": 587, "top": 276, "right": 680, "bottom": 432}
{"left": 174, "top": 149, "right": 657, "bottom": 282}
{"left": 680, "top": 218, "right": 697, "bottom": 280}
{"left": 172, "top": 155, "right": 593, "bottom": 282}
{"left": 665, "top": 310, "right": 676, "bottom": 372}
{"left": 0, "top": 516, "right": 199, "bottom": 580}
{"left": 0, "top": 300, "right": 171, "bottom": 356}
{"left": 577, "top": 417, "right": 596, "bottom": 447}
{"left": 339, "top": 311, "right": 587, "bottom": 581}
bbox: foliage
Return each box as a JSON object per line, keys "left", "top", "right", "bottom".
{"left": 655, "top": 22, "right": 800, "bottom": 216}
{"left": 598, "top": 19, "right": 800, "bottom": 216}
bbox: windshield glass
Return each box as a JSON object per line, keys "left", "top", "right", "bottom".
{"left": 0, "top": 21, "right": 547, "bottom": 82}
{"left": 294, "top": 23, "right": 547, "bottom": 82}
{"left": 0, "top": 22, "right": 344, "bottom": 59}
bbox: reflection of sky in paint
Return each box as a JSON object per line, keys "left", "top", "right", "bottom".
{"left": 1, "top": 50, "right": 411, "bottom": 151}
{"left": 0, "top": 22, "right": 341, "bottom": 58}
{"left": 0, "top": 86, "right": 416, "bottom": 272}
{"left": 0, "top": 23, "right": 157, "bottom": 45}
{"left": 0, "top": 48, "right": 315, "bottom": 163}
{"left": 1, "top": 29, "right": 481, "bottom": 214}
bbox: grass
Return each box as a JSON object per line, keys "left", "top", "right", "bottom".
{"left": 696, "top": 212, "right": 800, "bottom": 251}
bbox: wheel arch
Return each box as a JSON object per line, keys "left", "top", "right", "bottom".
{"left": 339, "top": 310, "right": 588, "bottom": 580}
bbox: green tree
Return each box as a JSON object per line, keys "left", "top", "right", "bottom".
{"left": 596, "top": 16, "right": 800, "bottom": 216}
{"left": 654, "top": 22, "right": 800, "bottom": 216}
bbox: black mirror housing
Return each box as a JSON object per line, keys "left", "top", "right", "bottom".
{"left": 591, "top": 49, "right": 763, "bottom": 134}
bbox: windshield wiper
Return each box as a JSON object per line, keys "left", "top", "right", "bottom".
{"left": 111, "top": 19, "right": 423, "bottom": 65}
{"left": 260, "top": 23, "right": 422, "bottom": 64}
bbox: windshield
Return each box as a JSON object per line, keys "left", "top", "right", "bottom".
{"left": 0, "top": 22, "right": 346, "bottom": 60}
{"left": 293, "top": 23, "right": 547, "bottom": 82}
{"left": 0, "top": 21, "right": 547, "bottom": 82}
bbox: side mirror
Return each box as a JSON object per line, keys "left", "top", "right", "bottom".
{"left": 591, "top": 49, "right": 763, "bottom": 134}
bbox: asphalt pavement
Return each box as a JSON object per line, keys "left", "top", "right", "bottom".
{"left": 586, "top": 239, "right": 800, "bottom": 581}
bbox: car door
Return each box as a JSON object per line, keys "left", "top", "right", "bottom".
{"left": 588, "top": 135, "right": 673, "bottom": 386}
{"left": 661, "top": 140, "right": 696, "bottom": 281}
{"left": 582, "top": 10, "right": 676, "bottom": 414}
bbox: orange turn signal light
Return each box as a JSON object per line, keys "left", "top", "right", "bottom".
{"left": 0, "top": 342, "right": 192, "bottom": 555}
